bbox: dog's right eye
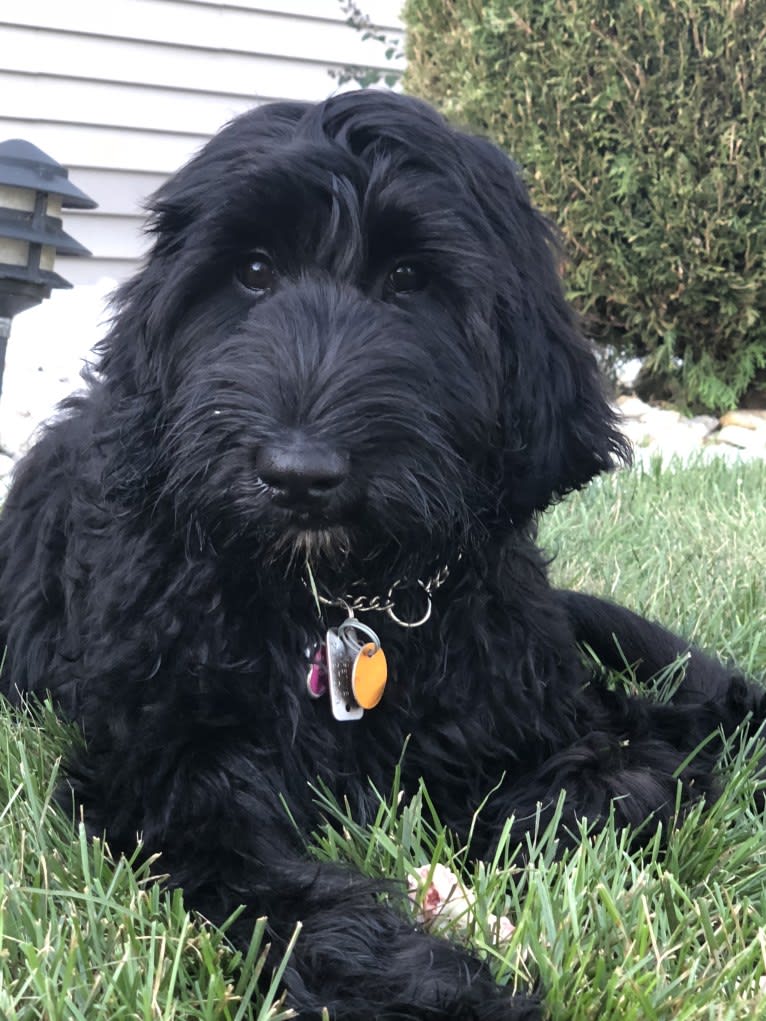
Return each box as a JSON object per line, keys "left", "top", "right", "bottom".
{"left": 385, "top": 262, "right": 427, "bottom": 297}
{"left": 237, "top": 256, "right": 277, "bottom": 294}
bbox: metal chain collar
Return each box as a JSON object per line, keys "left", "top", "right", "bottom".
{"left": 313, "top": 559, "right": 455, "bottom": 629}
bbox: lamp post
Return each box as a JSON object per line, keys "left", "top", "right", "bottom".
{"left": 0, "top": 139, "right": 97, "bottom": 398}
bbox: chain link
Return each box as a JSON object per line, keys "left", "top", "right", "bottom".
{"left": 314, "top": 557, "right": 457, "bottom": 629}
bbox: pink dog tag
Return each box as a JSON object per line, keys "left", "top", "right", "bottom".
{"left": 306, "top": 645, "right": 328, "bottom": 698}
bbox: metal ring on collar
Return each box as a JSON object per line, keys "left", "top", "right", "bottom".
{"left": 385, "top": 579, "right": 433, "bottom": 628}
{"left": 337, "top": 618, "right": 381, "bottom": 652}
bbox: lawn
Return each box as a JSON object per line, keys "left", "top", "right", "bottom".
{"left": 1, "top": 457, "right": 764, "bottom": 1020}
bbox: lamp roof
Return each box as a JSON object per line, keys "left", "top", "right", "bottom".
{"left": 0, "top": 139, "right": 97, "bottom": 210}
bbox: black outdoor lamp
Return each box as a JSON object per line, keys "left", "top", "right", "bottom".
{"left": 0, "top": 139, "right": 97, "bottom": 397}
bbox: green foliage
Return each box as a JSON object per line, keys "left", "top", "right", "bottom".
{"left": 329, "top": 1, "right": 404, "bottom": 90}
{"left": 403, "top": 0, "right": 766, "bottom": 411}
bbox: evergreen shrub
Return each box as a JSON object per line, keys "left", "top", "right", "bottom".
{"left": 404, "top": 0, "right": 766, "bottom": 410}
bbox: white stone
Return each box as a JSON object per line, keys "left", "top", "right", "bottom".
{"left": 699, "top": 443, "right": 749, "bottom": 464}
{"left": 614, "top": 357, "right": 643, "bottom": 388}
{"left": 713, "top": 425, "right": 766, "bottom": 451}
{"left": 687, "top": 415, "right": 718, "bottom": 437}
{"left": 641, "top": 408, "right": 683, "bottom": 434}
{"left": 617, "top": 419, "right": 653, "bottom": 444}
{"left": 615, "top": 394, "right": 653, "bottom": 418}
{"left": 720, "top": 409, "right": 766, "bottom": 431}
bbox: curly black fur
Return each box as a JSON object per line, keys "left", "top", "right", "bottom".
{"left": 0, "top": 91, "right": 762, "bottom": 1020}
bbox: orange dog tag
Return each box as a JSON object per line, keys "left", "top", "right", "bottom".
{"left": 351, "top": 642, "right": 388, "bottom": 709}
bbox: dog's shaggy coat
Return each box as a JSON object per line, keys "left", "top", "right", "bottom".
{"left": 0, "top": 91, "right": 762, "bottom": 1019}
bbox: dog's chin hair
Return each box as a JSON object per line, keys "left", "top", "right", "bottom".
{"left": 264, "top": 525, "right": 351, "bottom": 572}
{"left": 296, "top": 527, "right": 351, "bottom": 566}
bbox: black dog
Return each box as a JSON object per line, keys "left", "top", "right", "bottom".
{"left": 0, "top": 91, "right": 761, "bottom": 1020}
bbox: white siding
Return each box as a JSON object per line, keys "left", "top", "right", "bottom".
{"left": 0, "top": 0, "right": 405, "bottom": 283}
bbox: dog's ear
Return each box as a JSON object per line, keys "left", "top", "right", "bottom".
{"left": 454, "top": 133, "right": 630, "bottom": 521}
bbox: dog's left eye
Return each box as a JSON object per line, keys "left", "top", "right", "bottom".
{"left": 237, "top": 255, "right": 277, "bottom": 294}
{"left": 386, "top": 263, "right": 427, "bottom": 296}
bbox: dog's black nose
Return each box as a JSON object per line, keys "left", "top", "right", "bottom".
{"left": 255, "top": 443, "right": 349, "bottom": 506}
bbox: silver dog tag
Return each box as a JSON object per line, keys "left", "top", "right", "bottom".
{"left": 325, "top": 627, "right": 364, "bottom": 721}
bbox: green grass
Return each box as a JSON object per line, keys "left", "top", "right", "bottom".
{"left": 542, "top": 456, "right": 765, "bottom": 677}
{"left": 1, "top": 456, "right": 764, "bottom": 1019}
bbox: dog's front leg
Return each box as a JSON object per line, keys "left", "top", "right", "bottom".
{"left": 66, "top": 740, "right": 537, "bottom": 1021}
{"left": 225, "top": 855, "right": 539, "bottom": 1021}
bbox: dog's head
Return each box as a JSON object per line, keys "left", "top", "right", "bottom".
{"left": 99, "top": 90, "right": 628, "bottom": 576}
